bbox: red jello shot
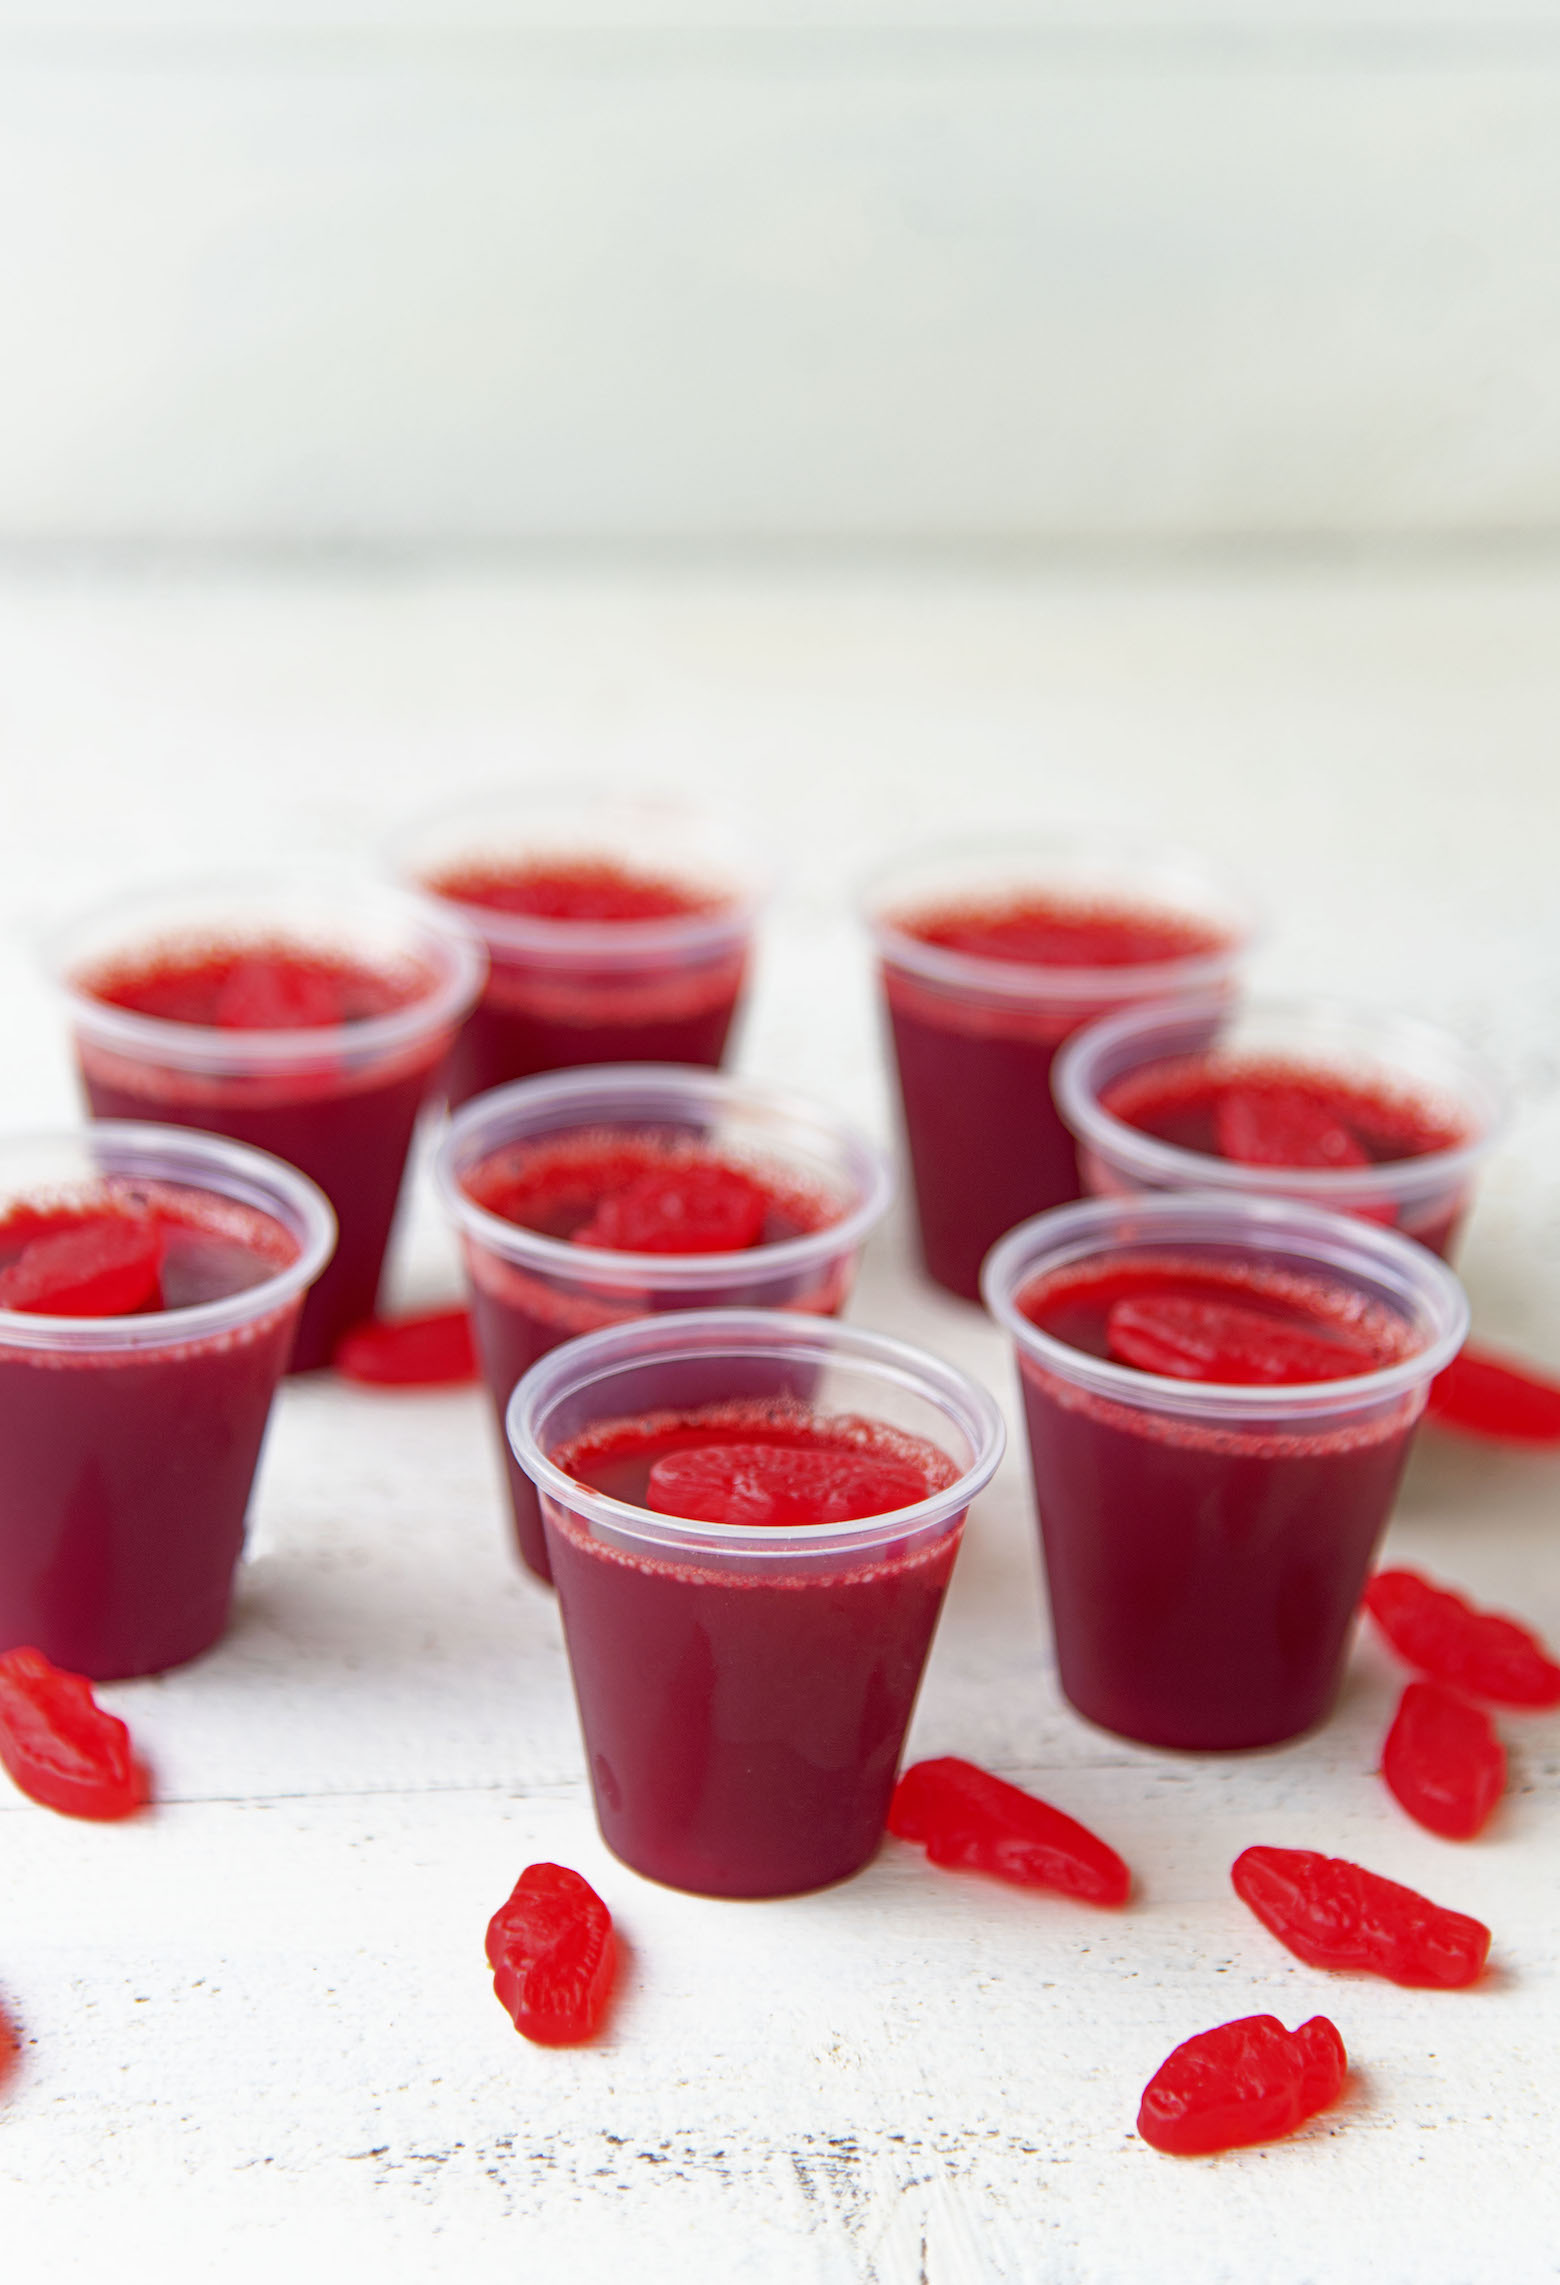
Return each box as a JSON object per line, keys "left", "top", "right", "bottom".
{"left": 505, "top": 1309, "right": 1004, "bottom": 1897}
{"left": 864, "top": 834, "right": 1255, "bottom": 1301}
{"left": 393, "top": 788, "right": 765, "bottom": 1108}
{"left": 983, "top": 1195, "right": 1467, "bottom": 1750}
{"left": 52, "top": 875, "right": 484, "bottom": 1371}
{"left": 0, "top": 1124, "right": 334, "bottom": 1679}
{"left": 1055, "top": 996, "right": 1507, "bottom": 1261}
{"left": 434, "top": 1065, "right": 894, "bottom": 1582}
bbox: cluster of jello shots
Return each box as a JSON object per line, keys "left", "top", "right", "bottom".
{"left": 0, "top": 788, "right": 1501, "bottom": 1902}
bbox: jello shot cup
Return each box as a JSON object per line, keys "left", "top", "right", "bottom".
{"left": 983, "top": 1194, "right": 1467, "bottom": 1751}
{"left": 392, "top": 786, "right": 766, "bottom": 1107}
{"left": 0, "top": 1123, "right": 335, "bottom": 1679}
{"left": 506, "top": 1308, "right": 1005, "bottom": 1898}
{"left": 434, "top": 1064, "right": 894, "bottom": 1581}
{"left": 51, "top": 873, "right": 485, "bottom": 1371}
{"left": 864, "top": 832, "right": 1256, "bottom": 1302}
{"left": 1054, "top": 994, "right": 1508, "bottom": 1261}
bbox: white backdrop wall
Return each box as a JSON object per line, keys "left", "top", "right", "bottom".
{"left": 3, "top": 2, "right": 1560, "bottom": 546}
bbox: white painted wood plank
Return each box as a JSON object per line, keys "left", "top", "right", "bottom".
{"left": 0, "top": 60, "right": 1557, "bottom": 542}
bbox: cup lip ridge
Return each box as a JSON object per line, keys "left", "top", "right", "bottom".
{"left": 434, "top": 1062, "right": 896, "bottom": 1291}
{"left": 388, "top": 782, "right": 772, "bottom": 965}
{"left": 0, "top": 1120, "right": 337, "bottom": 1350}
{"left": 860, "top": 828, "right": 1260, "bottom": 1007}
{"left": 46, "top": 869, "right": 488, "bottom": 1075}
{"left": 505, "top": 1305, "right": 1007, "bottom": 1558}
{"left": 1051, "top": 990, "right": 1510, "bottom": 1206}
{"left": 980, "top": 1189, "right": 1469, "bottom": 1420}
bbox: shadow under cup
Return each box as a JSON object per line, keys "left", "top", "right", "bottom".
{"left": 0, "top": 1125, "right": 335, "bottom": 1680}
{"left": 982, "top": 1195, "right": 1468, "bottom": 1752}
{"left": 506, "top": 1310, "right": 1005, "bottom": 1899}
{"left": 434, "top": 1065, "right": 894, "bottom": 1583}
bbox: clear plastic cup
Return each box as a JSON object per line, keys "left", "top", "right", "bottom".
{"left": 434, "top": 1064, "right": 895, "bottom": 1582}
{"left": 863, "top": 831, "right": 1257, "bottom": 1302}
{"left": 1053, "top": 994, "right": 1509, "bottom": 1261}
{"left": 49, "top": 873, "right": 485, "bottom": 1371}
{"left": 506, "top": 1308, "right": 1005, "bottom": 1898}
{"left": 391, "top": 786, "right": 768, "bottom": 1108}
{"left": 0, "top": 1123, "right": 335, "bottom": 1679}
{"left": 982, "top": 1194, "right": 1467, "bottom": 1752}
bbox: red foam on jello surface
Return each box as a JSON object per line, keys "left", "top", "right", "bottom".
{"left": 1215, "top": 1085, "right": 1371, "bottom": 1171}
{"left": 429, "top": 858, "right": 723, "bottom": 924}
{"left": 0, "top": 1213, "right": 165, "bottom": 1317}
{"left": 83, "top": 943, "right": 419, "bottom": 1031}
{"left": 646, "top": 1440, "right": 934, "bottom": 1527}
{"left": 898, "top": 894, "right": 1227, "bottom": 970}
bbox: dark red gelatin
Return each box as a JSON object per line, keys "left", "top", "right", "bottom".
{"left": 426, "top": 860, "right": 746, "bottom": 1108}
{"left": 0, "top": 1185, "right": 301, "bottom": 1678}
{"left": 881, "top": 896, "right": 1232, "bottom": 1300}
{"left": 546, "top": 1400, "right": 959, "bottom": 1896}
{"left": 462, "top": 1135, "right": 844, "bottom": 1581}
{"left": 1016, "top": 1253, "right": 1418, "bottom": 1748}
{"left": 1102, "top": 1059, "right": 1471, "bottom": 1256}
{"left": 74, "top": 941, "right": 448, "bottom": 1371}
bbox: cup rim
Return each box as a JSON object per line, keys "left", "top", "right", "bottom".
{"left": 0, "top": 1122, "right": 337, "bottom": 1350}
{"left": 433, "top": 1063, "right": 896, "bottom": 1292}
{"left": 47, "top": 870, "right": 487, "bottom": 1075}
{"left": 388, "top": 783, "right": 771, "bottom": 965}
{"left": 861, "top": 828, "right": 1260, "bottom": 1007}
{"left": 1052, "top": 992, "right": 1510, "bottom": 1206}
{"left": 981, "top": 1189, "right": 1469, "bottom": 1420}
{"left": 505, "top": 1306, "right": 1007, "bottom": 1558}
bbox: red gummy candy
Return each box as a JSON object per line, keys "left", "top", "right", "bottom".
{"left": 0, "top": 1214, "right": 163, "bottom": 1318}
{"left": 1232, "top": 1845, "right": 1490, "bottom": 1988}
{"left": 485, "top": 1863, "right": 615, "bottom": 2046}
{"left": 889, "top": 1757, "right": 1131, "bottom": 1906}
{"left": 1215, "top": 1086, "right": 1371, "bottom": 1172}
{"left": 213, "top": 956, "right": 344, "bottom": 1031}
{"left": 0, "top": 2004, "right": 15, "bottom": 2087}
{"left": 333, "top": 1308, "right": 478, "bottom": 1387}
{"left": 1106, "top": 1295, "right": 1374, "bottom": 1386}
{"left": 1382, "top": 1681, "right": 1505, "bottom": 1840}
{"left": 1363, "top": 1568, "right": 1560, "bottom": 1708}
{"left": 1137, "top": 2014, "right": 1347, "bottom": 2157}
{"left": 572, "top": 1164, "right": 769, "bottom": 1255}
{"left": 1427, "top": 1343, "right": 1560, "bottom": 1444}
{"left": 0, "top": 1647, "right": 146, "bottom": 1820}
{"left": 646, "top": 1441, "right": 929, "bottom": 1527}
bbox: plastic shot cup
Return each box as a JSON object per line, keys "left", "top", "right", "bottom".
{"left": 506, "top": 1308, "right": 1005, "bottom": 1898}
{"left": 434, "top": 1064, "right": 895, "bottom": 1582}
{"left": 390, "top": 786, "right": 768, "bottom": 1108}
{"left": 1054, "top": 994, "right": 1509, "bottom": 1262}
{"left": 0, "top": 1124, "right": 335, "bottom": 1679}
{"left": 50, "top": 873, "right": 485, "bottom": 1371}
{"left": 982, "top": 1194, "right": 1467, "bottom": 1752}
{"left": 863, "top": 832, "right": 1256, "bottom": 1303}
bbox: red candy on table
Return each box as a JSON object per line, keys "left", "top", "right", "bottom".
{"left": 0, "top": 1213, "right": 163, "bottom": 1318}
{"left": 0, "top": 2003, "right": 15, "bottom": 2086}
{"left": 1381, "top": 1681, "right": 1505, "bottom": 1840}
{"left": 333, "top": 1308, "right": 478, "bottom": 1387}
{"left": 0, "top": 1647, "right": 146, "bottom": 1820}
{"left": 1105, "top": 1293, "right": 1375, "bottom": 1386}
{"left": 1426, "top": 1343, "right": 1560, "bottom": 1444}
{"left": 888, "top": 1757, "right": 1131, "bottom": 1906}
{"left": 646, "top": 1440, "right": 930, "bottom": 1528}
{"left": 485, "top": 1864, "right": 616, "bottom": 2046}
{"left": 572, "top": 1163, "right": 770, "bottom": 1255}
{"left": 1215, "top": 1086, "right": 1371, "bottom": 1172}
{"left": 1137, "top": 2014, "right": 1347, "bottom": 2157}
{"left": 1364, "top": 1568, "right": 1560, "bottom": 1708}
{"left": 1232, "top": 1846, "right": 1490, "bottom": 1988}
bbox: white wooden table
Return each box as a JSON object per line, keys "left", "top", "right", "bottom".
{"left": 1, "top": 559, "right": 1557, "bottom": 2282}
